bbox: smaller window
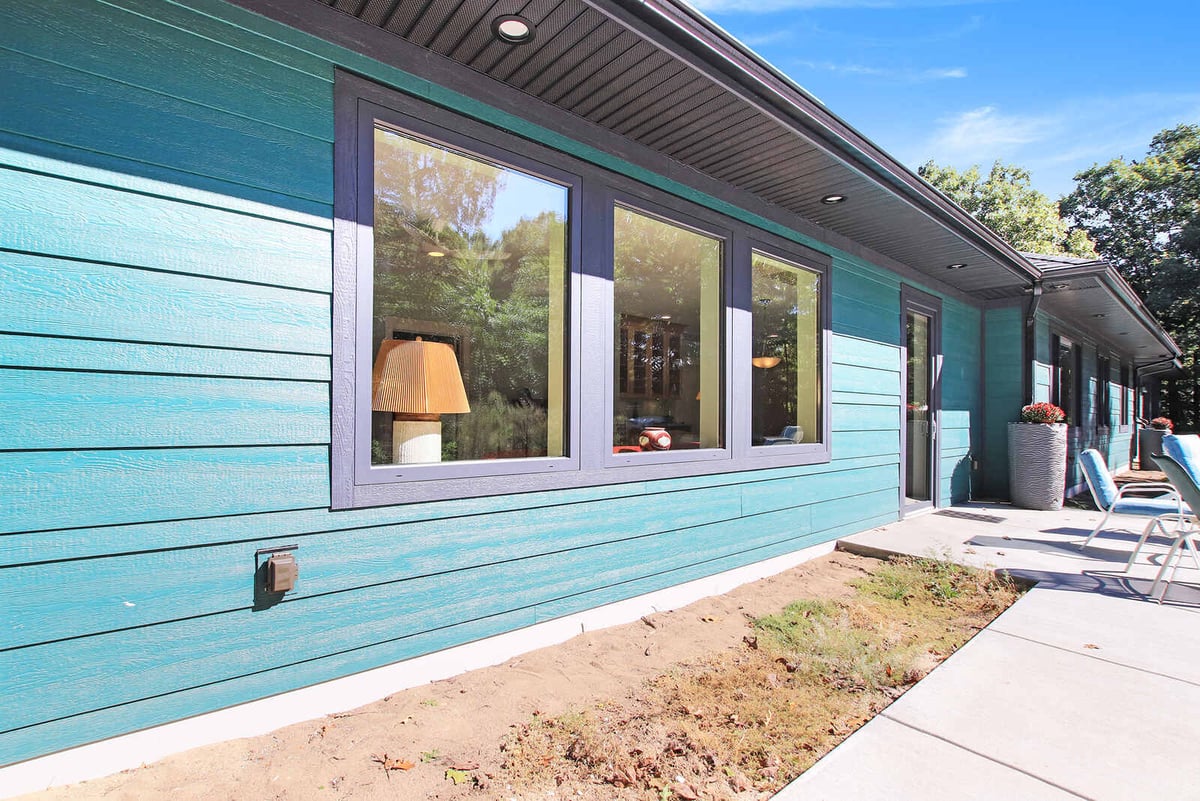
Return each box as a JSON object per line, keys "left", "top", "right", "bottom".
{"left": 750, "top": 251, "right": 822, "bottom": 447}
{"left": 1096, "top": 355, "right": 1111, "bottom": 429}
{"left": 1052, "top": 334, "right": 1079, "bottom": 424}
{"left": 1120, "top": 364, "right": 1132, "bottom": 425}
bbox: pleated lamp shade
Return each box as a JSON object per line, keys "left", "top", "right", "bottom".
{"left": 371, "top": 338, "right": 470, "bottom": 418}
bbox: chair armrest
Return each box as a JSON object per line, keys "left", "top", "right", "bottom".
{"left": 1114, "top": 482, "right": 1178, "bottom": 498}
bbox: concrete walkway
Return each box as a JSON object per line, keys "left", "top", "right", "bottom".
{"left": 776, "top": 501, "right": 1200, "bottom": 801}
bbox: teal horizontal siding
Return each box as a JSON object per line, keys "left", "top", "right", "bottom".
{"left": 0, "top": 371, "right": 329, "bottom": 450}
{"left": 1, "top": 446, "right": 330, "bottom": 534}
{"left": 2, "top": 497, "right": 878, "bottom": 742}
{"left": 0, "top": 454, "right": 898, "bottom": 569}
{"left": 3, "top": 484, "right": 744, "bottom": 649}
{"left": 3, "top": 0, "right": 333, "bottom": 140}
{"left": 831, "top": 363, "right": 901, "bottom": 397}
{"left": 0, "top": 334, "right": 330, "bottom": 382}
{"left": 0, "top": 167, "right": 332, "bottom": 292}
{"left": 1, "top": 252, "right": 331, "bottom": 355}
{"left": 0, "top": 48, "right": 331, "bottom": 204}
{"left": 8, "top": 510, "right": 911, "bottom": 768}
{"left": 982, "top": 306, "right": 1023, "bottom": 498}
{"left": 831, "top": 260, "right": 901, "bottom": 344}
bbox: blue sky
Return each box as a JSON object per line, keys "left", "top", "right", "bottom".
{"left": 691, "top": 0, "right": 1200, "bottom": 201}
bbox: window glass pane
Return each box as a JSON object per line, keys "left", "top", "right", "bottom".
{"left": 1055, "top": 337, "right": 1076, "bottom": 423}
{"left": 613, "top": 207, "right": 723, "bottom": 452}
{"left": 751, "top": 253, "right": 821, "bottom": 446}
{"left": 371, "top": 125, "right": 568, "bottom": 465}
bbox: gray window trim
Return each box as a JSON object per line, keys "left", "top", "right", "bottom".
{"left": 737, "top": 236, "right": 833, "bottom": 466}
{"left": 333, "top": 71, "right": 833, "bottom": 510}
{"left": 604, "top": 192, "right": 734, "bottom": 470}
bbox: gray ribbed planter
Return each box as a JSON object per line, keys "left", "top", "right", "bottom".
{"left": 1138, "top": 428, "right": 1166, "bottom": 471}
{"left": 1008, "top": 422, "right": 1068, "bottom": 510}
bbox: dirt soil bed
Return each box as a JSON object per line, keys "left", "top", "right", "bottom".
{"left": 23, "top": 551, "right": 1019, "bottom": 801}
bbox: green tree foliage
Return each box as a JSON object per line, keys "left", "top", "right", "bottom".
{"left": 1062, "top": 124, "right": 1200, "bottom": 427}
{"left": 919, "top": 160, "right": 1097, "bottom": 257}
{"left": 1062, "top": 124, "right": 1200, "bottom": 294}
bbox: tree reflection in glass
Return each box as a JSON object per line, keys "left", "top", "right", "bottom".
{"left": 751, "top": 253, "right": 820, "bottom": 446}
{"left": 371, "top": 125, "right": 568, "bottom": 464}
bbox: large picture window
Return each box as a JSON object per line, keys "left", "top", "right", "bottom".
{"left": 332, "top": 72, "right": 831, "bottom": 508}
{"left": 370, "top": 126, "right": 568, "bottom": 466}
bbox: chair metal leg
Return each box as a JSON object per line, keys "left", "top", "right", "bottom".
{"left": 1081, "top": 508, "right": 1114, "bottom": 550}
{"left": 1151, "top": 538, "right": 1183, "bottom": 602}
{"left": 1126, "top": 517, "right": 1164, "bottom": 572}
{"left": 1151, "top": 531, "right": 1200, "bottom": 603}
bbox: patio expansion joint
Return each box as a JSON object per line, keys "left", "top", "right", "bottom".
{"left": 986, "top": 626, "right": 1200, "bottom": 690}
{"left": 875, "top": 711, "right": 1096, "bottom": 801}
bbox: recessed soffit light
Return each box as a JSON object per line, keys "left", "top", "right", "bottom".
{"left": 1047, "top": 282, "right": 1070, "bottom": 291}
{"left": 1092, "top": 313, "right": 1107, "bottom": 318}
{"left": 820, "top": 194, "right": 846, "bottom": 205}
{"left": 946, "top": 263, "right": 967, "bottom": 270}
{"left": 493, "top": 15, "right": 535, "bottom": 44}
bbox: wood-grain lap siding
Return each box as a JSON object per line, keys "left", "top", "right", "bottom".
{"left": 982, "top": 306, "right": 1023, "bottom": 498}
{"left": 0, "top": 0, "right": 910, "bottom": 764}
{"left": 939, "top": 298, "right": 982, "bottom": 504}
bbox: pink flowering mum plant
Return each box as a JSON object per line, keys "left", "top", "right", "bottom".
{"left": 1020, "top": 402, "right": 1066, "bottom": 424}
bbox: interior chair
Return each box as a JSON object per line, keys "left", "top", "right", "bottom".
{"left": 1143, "top": 453, "right": 1200, "bottom": 602}
{"left": 1078, "top": 448, "right": 1185, "bottom": 570}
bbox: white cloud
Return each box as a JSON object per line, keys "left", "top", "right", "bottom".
{"left": 690, "top": 0, "right": 984, "bottom": 11}
{"left": 928, "top": 106, "right": 1056, "bottom": 161}
{"left": 907, "top": 94, "right": 1200, "bottom": 198}
{"left": 798, "top": 60, "right": 966, "bottom": 81}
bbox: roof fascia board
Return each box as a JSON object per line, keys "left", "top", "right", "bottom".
{"left": 1043, "top": 263, "right": 1180, "bottom": 357}
{"left": 601, "top": 0, "right": 1040, "bottom": 286}
{"left": 221, "top": 0, "right": 987, "bottom": 307}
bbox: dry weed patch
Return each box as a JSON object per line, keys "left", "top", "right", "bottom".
{"left": 501, "top": 556, "right": 1020, "bottom": 800}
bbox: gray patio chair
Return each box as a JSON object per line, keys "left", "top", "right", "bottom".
{"left": 1078, "top": 448, "right": 1185, "bottom": 571}
{"left": 1143, "top": 452, "right": 1200, "bottom": 602}
{"left": 1162, "top": 433, "right": 1200, "bottom": 484}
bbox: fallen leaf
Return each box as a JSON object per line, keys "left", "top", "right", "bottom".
{"left": 372, "top": 753, "right": 415, "bottom": 772}
{"left": 675, "top": 781, "right": 701, "bottom": 799}
{"left": 444, "top": 768, "right": 471, "bottom": 785}
{"left": 742, "top": 635, "right": 758, "bottom": 650}
{"left": 641, "top": 615, "right": 659, "bottom": 629}
{"left": 700, "top": 615, "right": 719, "bottom": 623}
{"left": 1084, "top": 643, "right": 1100, "bottom": 650}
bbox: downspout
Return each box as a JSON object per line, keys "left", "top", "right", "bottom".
{"left": 1022, "top": 281, "right": 1043, "bottom": 405}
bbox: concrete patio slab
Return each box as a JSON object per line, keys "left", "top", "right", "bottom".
{"left": 776, "top": 502, "right": 1200, "bottom": 800}
{"left": 783, "top": 715, "right": 1080, "bottom": 801}
{"left": 988, "top": 585, "right": 1200, "bottom": 683}
{"left": 883, "top": 629, "right": 1200, "bottom": 801}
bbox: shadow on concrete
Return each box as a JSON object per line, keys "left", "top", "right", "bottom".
{"left": 999, "top": 568, "right": 1200, "bottom": 610}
